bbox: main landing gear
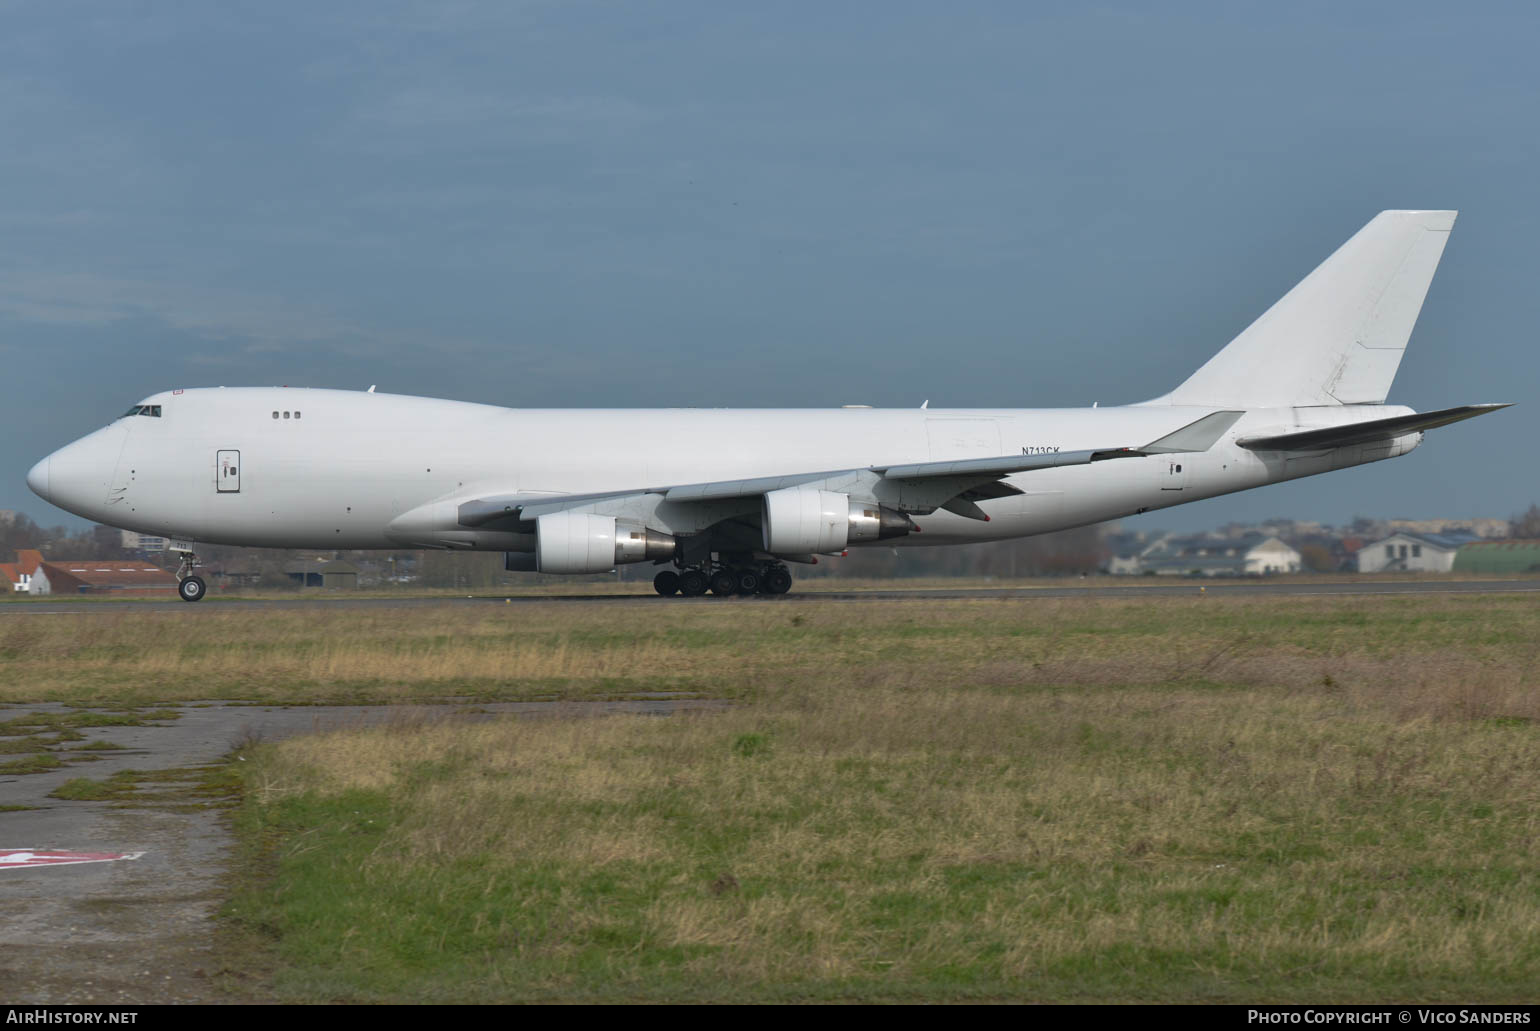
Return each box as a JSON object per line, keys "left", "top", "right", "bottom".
{"left": 654, "top": 561, "right": 793, "bottom": 598}
{"left": 174, "top": 551, "right": 206, "bottom": 603}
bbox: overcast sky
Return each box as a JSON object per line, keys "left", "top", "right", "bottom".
{"left": 4, "top": 1, "right": 1536, "bottom": 533}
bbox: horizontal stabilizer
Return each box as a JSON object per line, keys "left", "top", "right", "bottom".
{"left": 1237, "top": 403, "right": 1511, "bottom": 451}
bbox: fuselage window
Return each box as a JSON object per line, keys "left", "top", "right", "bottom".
{"left": 283, "top": 411, "right": 290, "bottom": 419}
{"left": 272, "top": 411, "right": 280, "bottom": 419}
{"left": 294, "top": 411, "right": 301, "bottom": 419}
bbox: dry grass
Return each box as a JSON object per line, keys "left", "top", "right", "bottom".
{"left": 209, "top": 593, "right": 1540, "bottom": 1001}
{"left": 5, "top": 594, "right": 1539, "bottom": 712}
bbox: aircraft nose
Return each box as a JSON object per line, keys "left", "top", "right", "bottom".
{"left": 28, "top": 423, "right": 128, "bottom": 520}
{"left": 26, "top": 456, "right": 50, "bottom": 501}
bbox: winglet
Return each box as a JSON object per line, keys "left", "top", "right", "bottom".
{"left": 1139, "top": 411, "right": 1245, "bottom": 454}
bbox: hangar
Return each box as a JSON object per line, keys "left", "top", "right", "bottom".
{"left": 1451, "top": 540, "right": 1540, "bottom": 574}
{"left": 29, "top": 560, "right": 180, "bottom": 596}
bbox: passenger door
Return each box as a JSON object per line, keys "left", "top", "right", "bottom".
{"left": 217, "top": 450, "right": 241, "bottom": 493}
{"left": 1158, "top": 458, "right": 1187, "bottom": 491}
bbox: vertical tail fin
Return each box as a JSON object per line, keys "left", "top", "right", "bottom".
{"left": 1150, "top": 210, "right": 1456, "bottom": 408}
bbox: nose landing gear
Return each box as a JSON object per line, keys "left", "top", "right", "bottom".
{"left": 173, "top": 549, "right": 206, "bottom": 603}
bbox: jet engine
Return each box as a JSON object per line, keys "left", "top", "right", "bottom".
{"left": 534, "top": 512, "right": 676, "bottom": 574}
{"left": 761, "top": 487, "right": 914, "bottom": 555}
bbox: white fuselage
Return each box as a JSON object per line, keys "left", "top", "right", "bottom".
{"left": 27, "top": 387, "right": 1420, "bottom": 551}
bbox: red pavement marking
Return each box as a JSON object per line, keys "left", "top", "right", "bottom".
{"left": 0, "top": 849, "right": 144, "bottom": 868}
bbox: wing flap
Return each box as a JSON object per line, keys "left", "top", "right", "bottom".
{"left": 874, "top": 446, "right": 1135, "bottom": 481}
{"left": 458, "top": 490, "right": 650, "bottom": 527}
{"left": 665, "top": 472, "right": 837, "bottom": 502}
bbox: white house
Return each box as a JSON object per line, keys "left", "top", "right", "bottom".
{"left": 1117, "top": 533, "right": 1302, "bottom": 576}
{"left": 1, "top": 549, "right": 43, "bottom": 593}
{"left": 1356, "top": 531, "right": 1478, "bottom": 573}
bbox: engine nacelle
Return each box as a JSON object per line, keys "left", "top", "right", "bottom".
{"left": 761, "top": 488, "right": 915, "bottom": 555}
{"left": 534, "top": 512, "right": 676, "bottom": 574}
{"left": 762, "top": 488, "right": 849, "bottom": 555}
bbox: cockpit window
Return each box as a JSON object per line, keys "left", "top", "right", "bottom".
{"left": 123, "top": 405, "right": 143, "bottom": 418}
{"left": 121, "top": 405, "right": 162, "bottom": 418}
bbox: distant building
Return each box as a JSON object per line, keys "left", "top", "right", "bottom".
{"left": 206, "top": 559, "right": 263, "bottom": 589}
{"left": 1106, "top": 553, "right": 1143, "bottom": 576}
{"left": 1384, "top": 518, "right": 1510, "bottom": 539}
{"left": 1356, "top": 531, "right": 1479, "bottom": 573}
{"left": 30, "top": 560, "right": 179, "bottom": 596}
{"left": 119, "top": 530, "right": 168, "bottom": 554}
{"left": 284, "top": 560, "right": 359, "bottom": 589}
{"left": 1102, "top": 530, "right": 1150, "bottom": 575}
{"left": 2, "top": 549, "right": 44, "bottom": 592}
{"left": 1115, "top": 533, "right": 1301, "bottom": 576}
{"left": 1452, "top": 540, "right": 1540, "bottom": 574}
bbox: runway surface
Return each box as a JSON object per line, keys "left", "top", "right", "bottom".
{"left": 0, "top": 697, "right": 723, "bottom": 1004}
{"left": 4, "top": 576, "right": 1539, "bottom": 615}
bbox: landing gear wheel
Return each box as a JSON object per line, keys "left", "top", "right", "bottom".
{"left": 708, "top": 569, "right": 737, "bottom": 596}
{"left": 678, "top": 569, "right": 708, "bottom": 597}
{"left": 178, "top": 576, "right": 206, "bottom": 603}
{"left": 653, "top": 570, "right": 680, "bottom": 596}
{"left": 763, "top": 566, "right": 793, "bottom": 595}
{"left": 735, "top": 568, "right": 761, "bottom": 595}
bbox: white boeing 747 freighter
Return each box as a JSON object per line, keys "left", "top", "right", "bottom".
{"left": 27, "top": 210, "right": 1508, "bottom": 600}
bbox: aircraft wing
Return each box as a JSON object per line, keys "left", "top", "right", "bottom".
{"left": 458, "top": 410, "right": 1242, "bottom": 527}
{"left": 1236, "top": 403, "right": 1511, "bottom": 451}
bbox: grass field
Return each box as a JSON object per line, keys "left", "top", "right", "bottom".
{"left": 8, "top": 593, "right": 1540, "bottom": 1001}
{"left": 5, "top": 590, "right": 1537, "bottom": 708}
